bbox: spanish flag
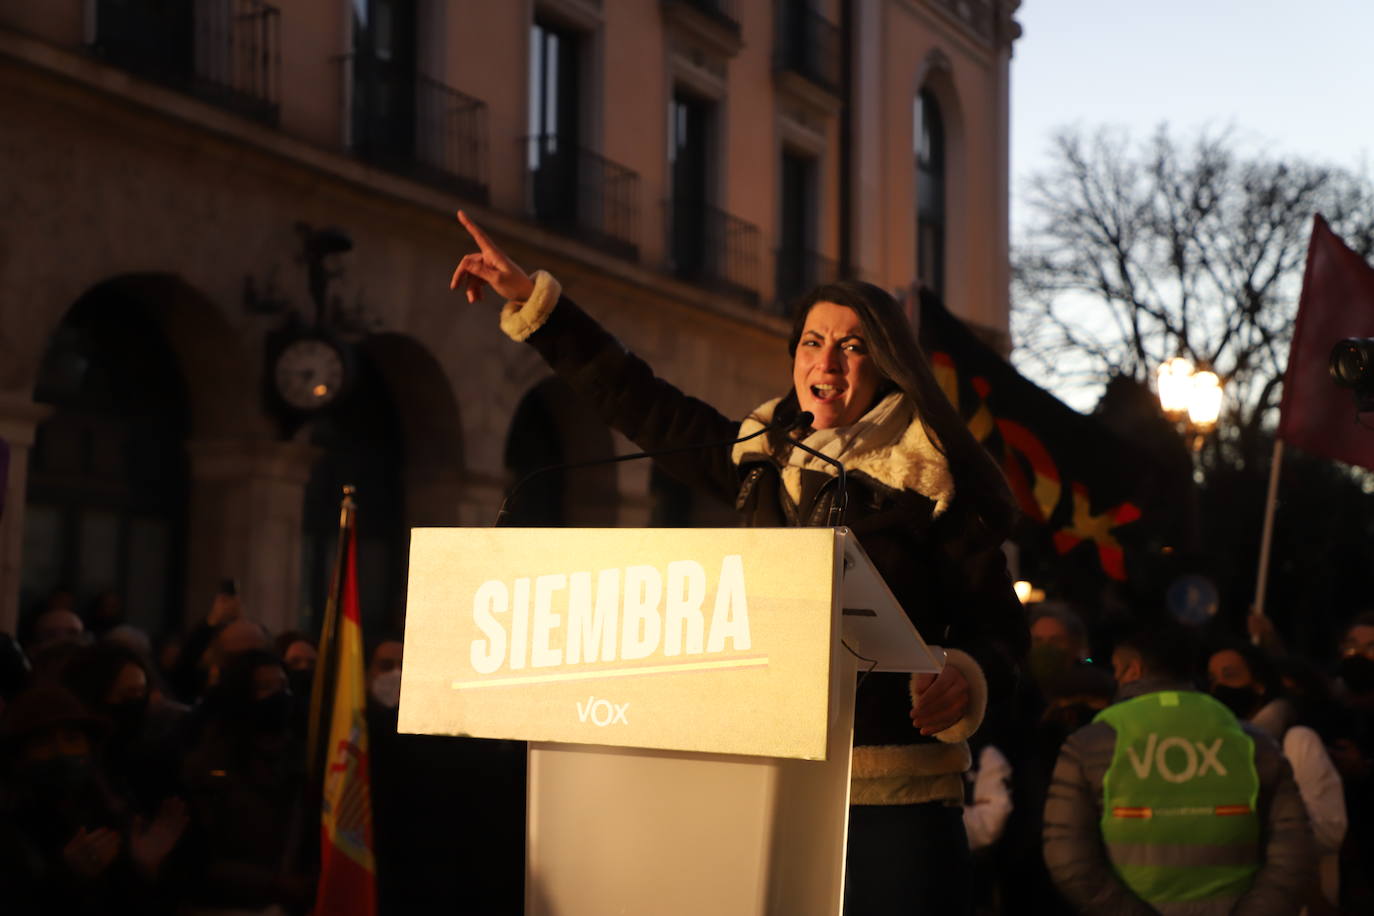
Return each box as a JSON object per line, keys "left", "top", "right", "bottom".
{"left": 313, "top": 489, "right": 377, "bottom": 916}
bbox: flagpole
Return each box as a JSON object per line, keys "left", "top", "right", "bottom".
{"left": 308, "top": 484, "right": 357, "bottom": 781}
{"left": 1251, "top": 439, "right": 1284, "bottom": 631}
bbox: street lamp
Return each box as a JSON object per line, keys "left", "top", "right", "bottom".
{"left": 1156, "top": 357, "right": 1222, "bottom": 451}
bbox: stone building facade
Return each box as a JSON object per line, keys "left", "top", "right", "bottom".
{"left": 0, "top": 0, "right": 1020, "bottom": 638}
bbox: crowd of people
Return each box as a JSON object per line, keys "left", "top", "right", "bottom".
{"left": 960, "top": 605, "right": 1374, "bottom": 915}
{"left": 0, "top": 590, "right": 526, "bottom": 915}
{"left": 2, "top": 586, "right": 1372, "bottom": 914}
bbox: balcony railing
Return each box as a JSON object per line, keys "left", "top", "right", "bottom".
{"left": 351, "top": 65, "right": 488, "bottom": 202}
{"left": 524, "top": 135, "right": 640, "bottom": 261}
{"left": 666, "top": 200, "right": 761, "bottom": 303}
{"left": 93, "top": 0, "right": 280, "bottom": 124}
{"left": 775, "top": 4, "right": 841, "bottom": 94}
{"left": 775, "top": 248, "right": 840, "bottom": 315}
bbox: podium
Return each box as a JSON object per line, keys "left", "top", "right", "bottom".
{"left": 399, "top": 527, "right": 941, "bottom": 915}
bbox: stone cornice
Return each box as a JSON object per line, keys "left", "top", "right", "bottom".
{"left": 902, "top": 0, "right": 1022, "bottom": 57}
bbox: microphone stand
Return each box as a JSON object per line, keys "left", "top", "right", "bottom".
{"left": 494, "top": 411, "right": 814, "bottom": 527}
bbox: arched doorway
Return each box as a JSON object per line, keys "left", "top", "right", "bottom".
{"left": 502, "top": 378, "right": 617, "bottom": 526}
{"left": 22, "top": 283, "right": 190, "bottom": 636}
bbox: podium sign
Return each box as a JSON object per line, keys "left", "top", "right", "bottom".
{"left": 399, "top": 527, "right": 841, "bottom": 760}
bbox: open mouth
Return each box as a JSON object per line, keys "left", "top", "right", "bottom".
{"left": 811, "top": 384, "right": 845, "bottom": 402}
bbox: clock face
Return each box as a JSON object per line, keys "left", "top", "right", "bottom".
{"left": 274, "top": 338, "right": 346, "bottom": 411}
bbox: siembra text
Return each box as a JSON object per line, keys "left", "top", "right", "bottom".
{"left": 468, "top": 555, "right": 753, "bottom": 675}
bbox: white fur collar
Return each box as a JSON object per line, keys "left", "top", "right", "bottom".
{"left": 732, "top": 396, "right": 956, "bottom": 517}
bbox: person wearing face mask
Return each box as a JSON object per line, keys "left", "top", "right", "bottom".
{"left": 974, "top": 604, "right": 1116, "bottom": 916}
{"left": 62, "top": 641, "right": 188, "bottom": 812}
{"left": 274, "top": 630, "right": 318, "bottom": 738}
{"left": 0, "top": 685, "right": 189, "bottom": 915}
{"left": 1207, "top": 643, "right": 1345, "bottom": 911}
{"left": 1044, "top": 623, "right": 1312, "bottom": 915}
{"left": 450, "top": 212, "right": 1027, "bottom": 914}
{"left": 366, "top": 637, "right": 403, "bottom": 712}
{"left": 179, "top": 649, "right": 312, "bottom": 914}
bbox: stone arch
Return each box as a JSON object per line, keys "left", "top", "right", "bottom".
{"left": 503, "top": 377, "right": 617, "bottom": 526}
{"left": 33, "top": 273, "right": 265, "bottom": 438}
{"left": 19, "top": 274, "right": 262, "bottom": 634}
{"left": 360, "top": 332, "right": 466, "bottom": 527}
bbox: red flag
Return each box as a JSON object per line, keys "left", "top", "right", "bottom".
{"left": 1277, "top": 215, "right": 1374, "bottom": 469}
{"left": 315, "top": 523, "right": 377, "bottom": 916}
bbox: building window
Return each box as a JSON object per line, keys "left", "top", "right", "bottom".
{"left": 91, "top": 0, "right": 281, "bottom": 123}
{"left": 528, "top": 20, "right": 583, "bottom": 226}
{"left": 669, "top": 91, "right": 716, "bottom": 279}
{"left": 915, "top": 89, "right": 946, "bottom": 299}
{"left": 776, "top": 149, "right": 820, "bottom": 306}
{"left": 353, "top": 0, "right": 419, "bottom": 162}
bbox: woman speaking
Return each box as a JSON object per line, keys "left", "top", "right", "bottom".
{"left": 451, "top": 211, "right": 1028, "bottom": 915}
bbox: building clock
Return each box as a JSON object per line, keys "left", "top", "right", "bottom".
{"left": 271, "top": 334, "right": 350, "bottom": 412}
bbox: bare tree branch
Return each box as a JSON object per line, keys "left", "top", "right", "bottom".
{"left": 1012, "top": 124, "right": 1374, "bottom": 471}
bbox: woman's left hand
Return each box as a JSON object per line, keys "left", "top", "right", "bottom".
{"left": 910, "top": 663, "right": 970, "bottom": 736}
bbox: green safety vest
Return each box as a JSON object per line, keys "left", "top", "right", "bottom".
{"left": 1094, "top": 690, "right": 1260, "bottom": 908}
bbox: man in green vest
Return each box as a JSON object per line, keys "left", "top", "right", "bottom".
{"left": 1043, "top": 623, "right": 1312, "bottom": 915}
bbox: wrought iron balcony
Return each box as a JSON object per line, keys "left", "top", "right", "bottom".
{"left": 92, "top": 0, "right": 280, "bottom": 124}
{"left": 351, "top": 64, "right": 488, "bottom": 203}
{"left": 775, "top": 3, "right": 841, "bottom": 95}
{"left": 775, "top": 247, "right": 840, "bottom": 315}
{"left": 666, "top": 200, "right": 761, "bottom": 303}
{"left": 524, "top": 135, "right": 640, "bottom": 261}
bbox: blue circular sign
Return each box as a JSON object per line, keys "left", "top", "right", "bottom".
{"left": 1167, "top": 574, "right": 1219, "bottom": 625}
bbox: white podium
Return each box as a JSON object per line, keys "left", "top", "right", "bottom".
{"left": 399, "top": 527, "right": 940, "bottom": 916}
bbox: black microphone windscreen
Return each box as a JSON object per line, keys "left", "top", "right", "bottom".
{"left": 793, "top": 411, "right": 815, "bottom": 430}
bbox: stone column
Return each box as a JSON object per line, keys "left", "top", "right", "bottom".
{"left": 184, "top": 439, "right": 321, "bottom": 637}
{"left": 0, "top": 393, "right": 53, "bottom": 635}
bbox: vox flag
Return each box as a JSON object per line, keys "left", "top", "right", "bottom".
{"left": 1277, "top": 214, "right": 1374, "bottom": 470}
{"left": 315, "top": 512, "right": 377, "bottom": 916}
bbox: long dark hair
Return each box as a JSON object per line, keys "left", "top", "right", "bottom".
{"left": 775, "top": 280, "right": 1016, "bottom": 539}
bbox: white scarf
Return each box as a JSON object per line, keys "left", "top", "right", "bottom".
{"left": 732, "top": 391, "right": 956, "bottom": 517}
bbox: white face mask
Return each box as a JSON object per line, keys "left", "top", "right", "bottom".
{"left": 369, "top": 669, "right": 402, "bottom": 709}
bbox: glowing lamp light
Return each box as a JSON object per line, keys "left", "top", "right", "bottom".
{"left": 1013, "top": 580, "right": 1045, "bottom": 604}
{"left": 313, "top": 384, "right": 329, "bottom": 398}
{"left": 1156, "top": 357, "right": 1195, "bottom": 416}
{"left": 1187, "top": 371, "right": 1222, "bottom": 429}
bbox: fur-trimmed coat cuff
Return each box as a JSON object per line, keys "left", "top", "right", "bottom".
{"left": 911, "top": 648, "right": 988, "bottom": 744}
{"left": 499, "top": 270, "right": 562, "bottom": 341}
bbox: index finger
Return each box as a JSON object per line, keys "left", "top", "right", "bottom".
{"left": 457, "top": 210, "right": 497, "bottom": 255}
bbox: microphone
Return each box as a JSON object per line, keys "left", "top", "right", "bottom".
{"left": 495, "top": 409, "right": 815, "bottom": 526}
{"left": 785, "top": 421, "right": 849, "bottom": 528}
